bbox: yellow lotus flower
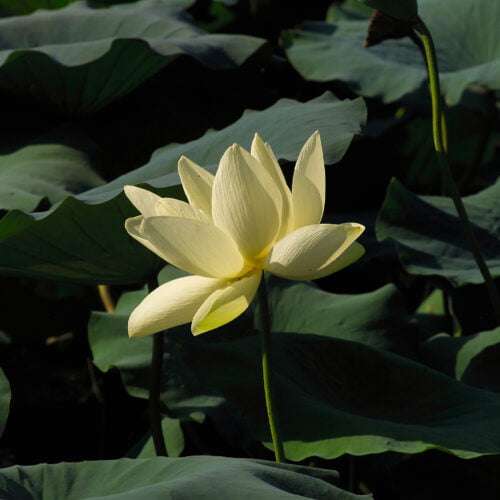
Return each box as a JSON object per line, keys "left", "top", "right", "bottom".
{"left": 124, "top": 131, "right": 365, "bottom": 337}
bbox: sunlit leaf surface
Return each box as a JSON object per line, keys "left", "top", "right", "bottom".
{"left": 285, "top": 0, "right": 500, "bottom": 104}
{"left": 0, "top": 456, "right": 370, "bottom": 499}
{"left": 376, "top": 178, "right": 500, "bottom": 285}
{"left": 0, "top": 94, "right": 366, "bottom": 284}
{"left": 0, "top": 0, "right": 264, "bottom": 113}
{"left": 89, "top": 277, "right": 500, "bottom": 460}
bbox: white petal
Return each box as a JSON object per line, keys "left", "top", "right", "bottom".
{"left": 142, "top": 216, "right": 247, "bottom": 278}
{"left": 156, "top": 198, "right": 210, "bottom": 223}
{"left": 178, "top": 156, "right": 214, "bottom": 215}
{"left": 192, "top": 270, "right": 262, "bottom": 335}
{"left": 128, "top": 275, "right": 225, "bottom": 338}
{"left": 251, "top": 133, "right": 293, "bottom": 238}
{"left": 291, "top": 131, "right": 326, "bottom": 229}
{"left": 264, "top": 223, "right": 365, "bottom": 280}
{"left": 212, "top": 144, "right": 282, "bottom": 261}
{"left": 124, "top": 185, "right": 161, "bottom": 217}
{"left": 125, "top": 215, "right": 163, "bottom": 257}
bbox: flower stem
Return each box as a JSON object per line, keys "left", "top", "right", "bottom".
{"left": 97, "top": 285, "right": 115, "bottom": 313}
{"left": 147, "top": 278, "right": 167, "bottom": 457}
{"left": 257, "top": 276, "right": 285, "bottom": 463}
{"left": 414, "top": 19, "right": 500, "bottom": 325}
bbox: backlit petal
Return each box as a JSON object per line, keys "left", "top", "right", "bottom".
{"left": 291, "top": 131, "right": 325, "bottom": 229}
{"left": 142, "top": 216, "right": 247, "bottom": 278}
{"left": 128, "top": 275, "right": 225, "bottom": 338}
{"left": 178, "top": 156, "right": 214, "bottom": 215}
{"left": 251, "top": 133, "right": 292, "bottom": 238}
{"left": 156, "top": 198, "right": 210, "bottom": 223}
{"left": 124, "top": 185, "right": 161, "bottom": 217}
{"left": 125, "top": 215, "right": 164, "bottom": 257}
{"left": 212, "top": 144, "right": 282, "bottom": 260}
{"left": 192, "top": 270, "right": 262, "bottom": 335}
{"left": 264, "top": 223, "right": 365, "bottom": 280}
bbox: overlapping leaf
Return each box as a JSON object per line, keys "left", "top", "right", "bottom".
{"left": 376, "top": 178, "right": 500, "bottom": 285}
{"left": 285, "top": 0, "right": 500, "bottom": 104}
{"left": 0, "top": 137, "right": 104, "bottom": 212}
{"left": 0, "top": 94, "right": 366, "bottom": 284}
{"left": 267, "top": 277, "right": 418, "bottom": 357}
{"left": 0, "top": 0, "right": 264, "bottom": 113}
{"left": 89, "top": 277, "right": 500, "bottom": 461}
{"left": 0, "top": 456, "right": 370, "bottom": 499}
{"left": 421, "top": 327, "right": 500, "bottom": 393}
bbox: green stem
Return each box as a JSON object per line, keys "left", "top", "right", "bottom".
{"left": 147, "top": 279, "right": 167, "bottom": 457}
{"left": 257, "top": 276, "right": 285, "bottom": 463}
{"left": 414, "top": 19, "right": 500, "bottom": 325}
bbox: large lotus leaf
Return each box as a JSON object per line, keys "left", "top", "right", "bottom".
{"left": 0, "top": 456, "right": 370, "bottom": 499}
{"left": 376, "top": 178, "right": 500, "bottom": 286}
{"left": 267, "top": 277, "right": 418, "bottom": 357}
{"left": 285, "top": 0, "right": 500, "bottom": 104}
{"left": 89, "top": 279, "right": 500, "bottom": 461}
{"left": 421, "top": 328, "right": 500, "bottom": 394}
{"left": 0, "top": 367, "right": 11, "bottom": 437}
{"left": 0, "top": 0, "right": 264, "bottom": 113}
{"left": 0, "top": 94, "right": 366, "bottom": 284}
{"left": 456, "top": 328, "right": 500, "bottom": 391}
{"left": 81, "top": 92, "right": 366, "bottom": 202}
{"left": 0, "top": 139, "right": 104, "bottom": 212}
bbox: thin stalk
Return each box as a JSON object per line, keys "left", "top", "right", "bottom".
{"left": 98, "top": 285, "right": 115, "bottom": 313}
{"left": 257, "top": 276, "right": 285, "bottom": 463}
{"left": 147, "top": 278, "right": 167, "bottom": 457}
{"left": 414, "top": 19, "right": 500, "bottom": 325}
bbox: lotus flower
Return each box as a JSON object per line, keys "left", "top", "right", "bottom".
{"left": 124, "top": 131, "right": 365, "bottom": 337}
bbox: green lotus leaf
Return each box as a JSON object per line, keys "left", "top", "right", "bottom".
{"left": 0, "top": 456, "right": 370, "bottom": 499}
{"left": 0, "top": 130, "right": 104, "bottom": 212}
{"left": 0, "top": 0, "right": 264, "bottom": 113}
{"left": 376, "top": 178, "right": 500, "bottom": 286}
{"left": 422, "top": 328, "right": 500, "bottom": 394}
{"left": 0, "top": 93, "right": 366, "bottom": 284}
{"left": 267, "top": 277, "right": 418, "bottom": 357}
{"left": 89, "top": 279, "right": 500, "bottom": 461}
{"left": 456, "top": 327, "right": 500, "bottom": 391}
{"left": 285, "top": 0, "right": 500, "bottom": 104}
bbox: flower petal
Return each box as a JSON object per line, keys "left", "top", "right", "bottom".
{"left": 264, "top": 223, "right": 365, "bottom": 280}
{"left": 251, "top": 133, "right": 293, "bottom": 238}
{"left": 141, "top": 216, "right": 247, "bottom": 278}
{"left": 124, "top": 185, "right": 161, "bottom": 217}
{"left": 156, "top": 198, "right": 210, "bottom": 223}
{"left": 128, "top": 275, "right": 225, "bottom": 338}
{"left": 178, "top": 156, "right": 214, "bottom": 215}
{"left": 125, "top": 215, "right": 163, "bottom": 257}
{"left": 212, "top": 144, "right": 282, "bottom": 260}
{"left": 291, "top": 131, "right": 326, "bottom": 229}
{"left": 192, "top": 270, "right": 262, "bottom": 335}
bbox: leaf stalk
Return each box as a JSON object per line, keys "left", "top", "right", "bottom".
{"left": 414, "top": 19, "right": 500, "bottom": 325}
